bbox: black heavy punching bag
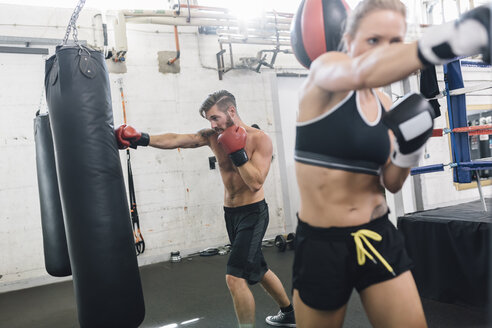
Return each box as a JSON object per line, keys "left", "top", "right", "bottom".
{"left": 45, "top": 46, "right": 145, "bottom": 328}
{"left": 291, "top": 0, "right": 350, "bottom": 68}
{"left": 34, "top": 111, "right": 71, "bottom": 277}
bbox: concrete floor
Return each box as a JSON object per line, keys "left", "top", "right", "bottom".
{"left": 0, "top": 246, "right": 489, "bottom": 328}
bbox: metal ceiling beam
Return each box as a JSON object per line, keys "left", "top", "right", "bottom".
{"left": 0, "top": 46, "right": 48, "bottom": 55}
{"left": 0, "top": 36, "right": 87, "bottom": 46}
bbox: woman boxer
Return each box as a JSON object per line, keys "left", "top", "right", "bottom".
{"left": 292, "top": 0, "right": 490, "bottom": 327}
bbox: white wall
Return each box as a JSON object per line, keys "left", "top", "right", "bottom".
{"left": 0, "top": 4, "right": 304, "bottom": 292}
{"left": 272, "top": 76, "right": 305, "bottom": 232}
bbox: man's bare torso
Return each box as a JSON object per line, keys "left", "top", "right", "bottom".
{"left": 206, "top": 127, "right": 268, "bottom": 207}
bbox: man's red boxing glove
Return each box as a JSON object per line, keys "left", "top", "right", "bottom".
{"left": 115, "top": 124, "right": 130, "bottom": 149}
{"left": 217, "top": 125, "right": 248, "bottom": 166}
{"left": 114, "top": 124, "right": 150, "bottom": 149}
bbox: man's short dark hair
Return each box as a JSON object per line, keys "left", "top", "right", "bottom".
{"left": 199, "top": 90, "right": 237, "bottom": 118}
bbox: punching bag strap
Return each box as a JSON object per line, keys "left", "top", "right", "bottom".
{"left": 119, "top": 79, "right": 145, "bottom": 255}
{"left": 79, "top": 52, "right": 97, "bottom": 79}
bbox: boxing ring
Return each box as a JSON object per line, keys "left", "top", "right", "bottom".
{"left": 398, "top": 59, "right": 491, "bottom": 308}
{"left": 411, "top": 60, "right": 492, "bottom": 211}
{"left": 398, "top": 198, "right": 491, "bottom": 308}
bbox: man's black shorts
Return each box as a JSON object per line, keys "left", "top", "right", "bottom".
{"left": 224, "top": 199, "right": 269, "bottom": 285}
{"left": 292, "top": 213, "right": 414, "bottom": 310}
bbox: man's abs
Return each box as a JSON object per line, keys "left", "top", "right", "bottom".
{"left": 220, "top": 167, "right": 265, "bottom": 207}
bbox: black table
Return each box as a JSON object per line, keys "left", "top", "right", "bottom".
{"left": 397, "top": 198, "right": 491, "bottom": 308}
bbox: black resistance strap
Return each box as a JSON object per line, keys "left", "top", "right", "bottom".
{"left": 119, "top": 80, "right": 145, "bottom": 255}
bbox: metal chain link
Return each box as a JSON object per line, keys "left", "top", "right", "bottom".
{"left": 273, "top": 11, "right": 280, "bottom": 49}
{"left": 62, "top": 0, "right": 87, "bottom": 46}
{"left": 38, "top": 86, "right": 46, "bottom": 112}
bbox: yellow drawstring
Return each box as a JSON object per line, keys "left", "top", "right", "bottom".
{"left": 351, "top": 229, "right": 396, "bottom": 276}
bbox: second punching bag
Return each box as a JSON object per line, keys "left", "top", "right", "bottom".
{"left": 34, "top": 111, "right": 71, "bottom": 277}
{"left": 45, "top": 46, "right": 145, "bottom": 328}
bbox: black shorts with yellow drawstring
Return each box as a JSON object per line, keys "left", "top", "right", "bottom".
{"left": 292, "top": 212, "right": 414, "bottom": 311}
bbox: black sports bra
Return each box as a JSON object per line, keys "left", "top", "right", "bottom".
{"left": 295, "top": 90, "right": 390, "bottom": 176}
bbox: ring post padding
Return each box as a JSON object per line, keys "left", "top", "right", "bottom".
{"left": 458, "top": 161, "right": 492, "bottom": 171}
{"left": 444, "top": 61, "right": 472, "bottom": 183}
{"left": 411, "top": 164, "right": 445, "bottom": 175}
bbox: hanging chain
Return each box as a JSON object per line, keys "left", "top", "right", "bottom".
{"left": 37, "top": 86, "right": 46, "bottom": 112}
{"left": 62, "top": 0, "right": 87, "bottom": 46}
{"left": 273, "top": 11, "right": 280, "bottom": 50}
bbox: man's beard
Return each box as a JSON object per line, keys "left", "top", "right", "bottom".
{"left": 215, "top": 113, "right": 235, "bottom": 133}
{"left": 225, "top": 113, "right": 234, "bottom": 128}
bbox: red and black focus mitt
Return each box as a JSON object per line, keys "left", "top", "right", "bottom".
{"left": 290, "top": 0, "right": 350, "bottom": 68}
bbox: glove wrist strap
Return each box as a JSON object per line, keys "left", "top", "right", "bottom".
{"left": 390, "top": 143, "right": 425, "bottom": 168}
{"left": 229, "top": 149, "right": 248, "bottom": 166}
{"left": 139, "top": 132, "right": 150, "bottom": 147}
{"left": 129, "top": 132, "right": 150, "bottom": 149}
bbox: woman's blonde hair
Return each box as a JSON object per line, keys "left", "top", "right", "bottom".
{"left": 341, "top": 0, "right": 407, "bottom": 50}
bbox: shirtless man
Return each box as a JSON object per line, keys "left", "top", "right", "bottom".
{"left": 115, "top": 90, "right": 296, "bottom": 328}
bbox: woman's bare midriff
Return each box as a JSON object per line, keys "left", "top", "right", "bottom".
{"left": 296, "top": 162, "right": 388, "bottom": 228}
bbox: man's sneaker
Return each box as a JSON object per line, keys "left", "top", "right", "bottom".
{"left": 265, "top": 310, "right": 296, "bottom": 327}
